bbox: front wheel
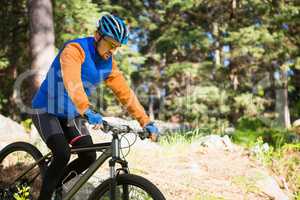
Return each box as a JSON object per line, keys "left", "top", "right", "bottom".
{"left": 88, "top": 174, "right": 166, "bottom": 200}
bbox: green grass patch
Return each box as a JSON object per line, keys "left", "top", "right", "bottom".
{"left": 159, "top": 127, "right": 210, "bottom": 146}
{"left": 194, "top": 193, "right": 227, "bottom": 200}
{"left": 231, "top": 175, "right": 261, "bottom": 195}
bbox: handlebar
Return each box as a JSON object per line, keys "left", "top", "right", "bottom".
{"left": 102, "top": 120, "right": 150, "bottom": 140}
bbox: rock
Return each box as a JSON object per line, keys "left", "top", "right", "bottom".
{"left": 198, "top": 135, "right": 225, "bottom": 148}
{"left": 196, "top": 135, "right": 234, "bottom": 151}
{"left": 0, "top": 114, "right": 29, "bottom": 150}
{"left": 224, "top": 127, "right": 235, "bottom": 135}
{"left": 222, "top": 135, "right": 234, "bottom": 151}
{"left": 256, "top": 175, "right": 290, "bottom": 200}
{"left": 292, "top": 119, "right": 300, "bottom": 127}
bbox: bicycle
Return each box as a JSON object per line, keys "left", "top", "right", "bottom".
{"left": 0, "top": 120, "right": 166, "bottom": 200}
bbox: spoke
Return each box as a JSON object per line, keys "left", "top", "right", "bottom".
{"left": 100, "top": 184, "right": 153, "bottom": 200}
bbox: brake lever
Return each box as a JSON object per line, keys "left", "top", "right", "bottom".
{"left": 138, "top": 128, "right": 150, "bottom": 140}
{"left": 102, "top": 120, "right": 111, "bottom": 132}
{"left": 125, "top": 125, "right": 132, "bottom": 133}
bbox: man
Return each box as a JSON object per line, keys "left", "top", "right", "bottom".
{"left": 31, "top": 14, "right": 159, "bottom": 200}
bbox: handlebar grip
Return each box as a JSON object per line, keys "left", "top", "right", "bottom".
{"left": 101, "top": 120, "right": 110, "bottom": 132}
{"left": 138, "top": 129, "right": 150, "bottom": 140}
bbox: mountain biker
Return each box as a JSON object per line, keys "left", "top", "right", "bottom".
{"left": 30, "top": 14, "right": 159, "bottom": 200}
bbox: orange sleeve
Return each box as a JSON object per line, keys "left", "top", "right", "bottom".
{"left": 60, "top": 43, "right": 90, "bottom": 115}
{"left": 105, "top": 59, "right": 151, "bottom": 127}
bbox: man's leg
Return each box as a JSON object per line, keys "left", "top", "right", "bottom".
{"left": 31, "top": 112, "right": 71, "bottom": 200}
{"left": 38, "top": 134, "right": 71, "bottom": 200}
{"left": 58, "top": 117, "right": 96, "bottom": 186}
{"left": 59, "top": 135, "right": 96, "bottom": 185}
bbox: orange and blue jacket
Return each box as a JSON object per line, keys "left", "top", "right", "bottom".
{"left": 32, "top": 37, "right": 150, "bottom": 127}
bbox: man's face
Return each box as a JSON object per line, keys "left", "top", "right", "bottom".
{"left": 95, "top": 34, "right": 121, "bottom": 60}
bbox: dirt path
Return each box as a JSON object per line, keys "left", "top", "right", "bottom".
{"left": 121, "top": 141, "right": 279, "bottom": 200}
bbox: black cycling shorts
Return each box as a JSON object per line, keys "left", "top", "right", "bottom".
{"left": 31, "top": 110, "right": 90, "bottom": 145}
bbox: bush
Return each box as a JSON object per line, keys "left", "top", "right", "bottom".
{"left": 232, "top": 117, "right": 300, "bottom": 199}
{"left": 272, "top": 144, "right": 300, "bottom": 197}
{"left": 236, "top": 117, "right": 267, "bottom": 130}
{"left": 232, "top": 117, "right": 298, "bottom": 149}
{"left": 232, "top": 128, "right": 297, "bottom": 149}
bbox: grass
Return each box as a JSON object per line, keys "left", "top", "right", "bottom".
{"left": 270, "top": 143, "right": 300, "bottom": 199}
{"left": 194, "top": 193, "right": 227, "bottom": 200}
{"left": 231, "top": 175, "right": 260, "bottom": 197}
{"left": 159, "top": 128, "right": 209, "bottom": 146}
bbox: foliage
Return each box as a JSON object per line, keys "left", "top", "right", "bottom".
{"left": 234, "top": 93, "right": 269, "bottom": 117}
{"left": 0, "top": 0, "right": 299, "bottom": 128}
{"left": 13, "top": 185, "right": 30, "bottom": 200}
{"left": 21, "top": 119, "right": 32, "bottom": 133}
{"left": 0, "top": 0, "right": 29, "bottom": 118}
{"left": 248, "top": 138, "right": 300, "bottom": 198}
{"left": 159, "top": 127, "right": 211, "bottom": 146}
{"left": 231, "top": 117, "right": 300, "bottom": 197}
{"left": 272, "top": 143, "right": 300, "bottom": 198}
{"left": 236, "top": 117, "right": 267, "bottom": 130}
{"left": 231, "top": 175, "right": 259, "bottom": 196}
{"left": 232, "top": 117, "right": 298, "bottom": 148}
{"left": 53, "top": 0, "right": 100, "bottom": 47}
{"left": 0, "top": 57, "right": 9, "bottom": 69}
{"left": 96, "top": 0, "right": 300, "bottom": 129}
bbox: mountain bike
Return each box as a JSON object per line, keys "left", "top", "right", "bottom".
{"left": 0, "top": 120, "right": 166, "bottom": 200}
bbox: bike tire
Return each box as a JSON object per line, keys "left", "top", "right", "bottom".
{"left": 0, "top": 142, "right": 47, "bottom": 200}
{"left": 88, "top": 174, "right": 166, "bottom": 200}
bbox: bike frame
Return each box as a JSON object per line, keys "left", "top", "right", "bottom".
{"left": 65, "top": 132, "right": 129, "bottom": 200}
{"left": 64, "top": 142, "right": 112, "bottom": 200}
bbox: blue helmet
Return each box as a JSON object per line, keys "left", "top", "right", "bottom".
{"left": 97, "top": 14, "right": 129, "bottom": 45}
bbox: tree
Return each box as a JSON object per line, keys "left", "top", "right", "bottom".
{"left": 0, "top": 0, "right": 29, "bottom": 118}
{"left": 225, "top": 0, "right": 300, "bottom": 128}
{"left": 28, "top": 0, "right": 55, "bottom": 92}
{"left": 53, "top": 0, "right": 100, "bottom": 47}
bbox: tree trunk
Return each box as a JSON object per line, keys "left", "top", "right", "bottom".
{"left": 275, "top": 70, "right": 291, "bottom": 128}
{"left": 275, "top": 88, "right": 291, "bottom": 128}
{"left": 213, "top": 22, "right": 221, "bottom": 67}
{"left": 211, "top": 22, "right": 221, "bottom": 81}
{"left": 28, "top": 0, "right": 55, "bottom": 93}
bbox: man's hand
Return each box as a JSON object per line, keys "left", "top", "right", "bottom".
{"left": 84, "top": 109, "right": 103, "bottom": 130}
{"left": 145, "top": 122, "right": 159, "bottom": 142}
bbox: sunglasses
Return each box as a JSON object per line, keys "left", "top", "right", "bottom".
{"left": 102, "top": 37, "right": 121, "bottom": 50}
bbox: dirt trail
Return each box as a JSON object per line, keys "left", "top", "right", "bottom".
{"left": 120, "top": 141, "right": 280, "bottom": 200}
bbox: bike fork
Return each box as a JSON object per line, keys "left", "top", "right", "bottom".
{"left": 109, "top": 159, "right": 130, "bottom": 200}
{"left": 109, "top": 159, "right": 117, "bottom": 200}
{"left": 110, "top": 134, "right": 130, "bottom": 200}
